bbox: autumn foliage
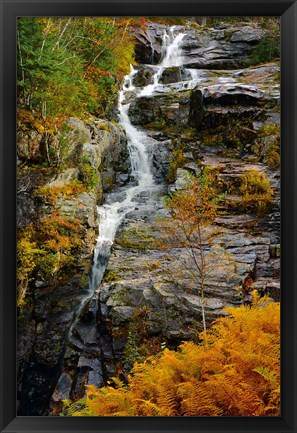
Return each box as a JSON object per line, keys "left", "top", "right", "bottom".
{"left": 17, "top": 212, "right": 84, "bottom": 306}
{"left": 68, "top": 293, "right": 280, "bottom": 417}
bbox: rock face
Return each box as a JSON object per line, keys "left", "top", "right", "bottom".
{"left": 128, "top": 64, "right": 279, "bottom": 131}
{"left": 129, "top": 91, "right": 192, "bottom": 127}
{"left": 181, "top": 25, "right": 265, "bottom": 70}
{"left": 133, "top": 23, "right": 267, "bottom": 69}
{"left": 17, "top": 118, "right": 129, "bottom": 415}
{"left": 50, "top": 23, "right": 280, "bottom": 407}
{"left": 133, "top": 23, "right": 167, "bottom": 64}
{"left": 18, "top": 21, "right": 280, "bottom": 415}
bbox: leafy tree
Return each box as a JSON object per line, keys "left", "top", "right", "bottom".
{"left": 17, "top": 17, "right": 136, "bottom": 119}
{"left": 157, "top": 170, "right": 231, "bottom": 333}
{"left": 67, "top": 293, "right": 280, "bottom": 416}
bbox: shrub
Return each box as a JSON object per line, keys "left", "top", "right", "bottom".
{"left": 17, "top": 211, "right": 84, "bottom": 306}
{"left": 244, "top": 35, "right": 280, "bottom": 66}
{"left": 34, "top": 181, "right": 85, "bottom": 205}
{"left": 260, "top": 124, "right": 280, "bottom": 170}
{"left": 124, "top": 307, "right": 162, "bottom": 367}
{"left": 239, "top": 169, "right": 274, "bottom": 216}
{"left": 17, "top": 229, "right": 45, "bottom": 307}
{"left": 166, "top": 147, "right": 187, "bottom": 183}
{"left": 104, "top": 269, "right": 120, "bottom": 283}
{"left": 266, "top": 147, "right": 280, "bottom": 170}
{"left": 79, "top": 163, "right": 101, "bottom": 189}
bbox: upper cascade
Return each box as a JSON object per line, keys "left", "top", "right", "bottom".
{"left": 138, "top": 26, "right": 186, "bottom": 97}
{"left": 159, "top": 27, "right": 186, "bottom": 68}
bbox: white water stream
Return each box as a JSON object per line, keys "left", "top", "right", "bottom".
{"left": 89, "top": 26, "right": 192, "bottom": 293}
{"left": 139, "top": 27, "right": 186, "bottom": 97}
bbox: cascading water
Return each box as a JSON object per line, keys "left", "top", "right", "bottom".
{"left": 89, "top": 26, "right": 189, "bottom": 296}
{"left": 139, "top": 27, "right": 186, "bottom": 97}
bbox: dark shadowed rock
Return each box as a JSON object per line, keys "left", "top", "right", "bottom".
{"left": 132, "top": 66, "right": 155, "bottom": 87}
{"left": 17, "top": 116, "right": 130, "bottom": 415}
{"left": 133, "top": 23, "right": 167, "bottom": 64}
{"left": 189, "top": 87, "right": 204, "bottom": 129}
{"left": 159, "top": 67, "right": 192, "bottom": 84}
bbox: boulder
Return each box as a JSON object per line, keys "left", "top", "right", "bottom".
{"left": 48, "top": 168, "right": 79, "bottom": 187}
{"left": 159, "top": 66, "right": 192, "bottom": 84}
{"left": 128, "top": 92, "right": 191, "bottom": 127}
{"left": 202, "top": 83, "right": 269, "bottom": 106}
{"left": 17, "top": 130, "right": 44, "bottom": 161}
{"left": 132, "top": 65, "right": 155, "bottom": 87}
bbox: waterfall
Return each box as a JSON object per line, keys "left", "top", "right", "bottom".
{"left": 89, "top": 26, "right": 187, "bottom": 296}
{"left": 160, "top": 27, "right": 186, "bottom": 68}
{"left": 139, "top": 27, "right": 186, "bottom": 97}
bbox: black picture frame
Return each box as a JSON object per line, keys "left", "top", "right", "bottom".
{"left": 1, "top": 0, "right": 296, "bottom": 432}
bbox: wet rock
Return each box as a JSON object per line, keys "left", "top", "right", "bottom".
{"left": 116, "top": 173, "right": 129, "bottom": 186}
{"left": 189, "top": 86, "right": 204, "bottom": 128}
{"left": 133, "top": 23, "right": 167, "bottom": 64}
{"left": 133, "top": 23, "right": 260, "bottom": 70}
{"left": 121, "top": 90, "right": 137, "bottom": 105}
{"left": 159, "top": 67, "right": 192, "bottom": 84}
{"left": 132, "top": 65, "right": 155, "bottom": 87}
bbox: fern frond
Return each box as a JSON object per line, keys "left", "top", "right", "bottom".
{"left": 66, "top": 300, "right": 280, "bottom": 417}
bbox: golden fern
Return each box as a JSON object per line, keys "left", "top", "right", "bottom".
{"left": 69, "top": 299, "right": 280, "bottom": 417}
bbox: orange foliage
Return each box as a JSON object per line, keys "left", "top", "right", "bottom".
{"left": 17, "top": 108, "right": 67, "bottom": 135}
{"left": 69, "top": 293, "right": 280, "bottom": 417}
{"left": 85, "top": 66, "right": 112, "bottom": 79}
{"left": 34, "top": 181, "right": 85, "bottom": 205}
{"left": 17, "top": 210, "right": 84, "bottom": 305}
